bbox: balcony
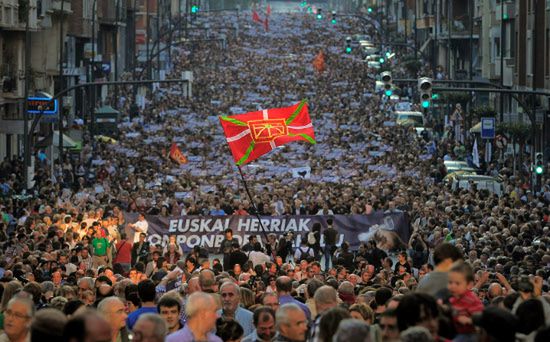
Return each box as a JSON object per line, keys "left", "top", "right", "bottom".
{"left": 99, "top": 1, "right": 127, "bottom": 26}
{"left": 47, "top": 0, "right": 72, "bottom": 14}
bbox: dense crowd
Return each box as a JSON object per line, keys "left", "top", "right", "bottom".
{"left": 1, "top": 5, "right": 550, "bottom": 342}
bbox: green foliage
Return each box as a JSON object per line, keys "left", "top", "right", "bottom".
{"left": 497, "top": 122, "right": 531, "bottom": 142}
{"left": 471, "top": 105, "right": 497, "bottom": 119}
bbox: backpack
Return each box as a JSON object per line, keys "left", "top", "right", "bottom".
{"left": 307, "top": 231, "right": 316, "bottom": 245}
{"left": 299, "top": 247, "right": 312, "bottom": 262}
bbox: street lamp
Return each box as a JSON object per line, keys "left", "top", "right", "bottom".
{"left": 58, "top": 0, "right": 66, "bottom": 163}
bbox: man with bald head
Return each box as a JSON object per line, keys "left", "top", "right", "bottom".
{"left": 276, "top": 276, "right": 311, "bottom": 321}
{"left": 217, "top": 281, "right": 254, "bottom": 336}
{"left": 166, "top": 292, "right": 222, "bottom": 342}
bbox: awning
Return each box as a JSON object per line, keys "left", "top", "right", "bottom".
{"left": 53, "top": 131, "right": 78, "bottom": 148}
{"left": 470, "top": 122, "right": 481, "bottom": 133}
{"left": 35, "top": 131, "right": 79, "bottom": 149}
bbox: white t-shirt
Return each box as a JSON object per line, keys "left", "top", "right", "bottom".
{"left": 133, "top": 219, "right": 149, "bottom": 243}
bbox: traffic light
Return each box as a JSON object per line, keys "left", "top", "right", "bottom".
{"left": 418, "top": 77, "right": 433, "bottom": 108}
{"left": 378, "top": 57, "right": 385, "bottom": 64}
{"left": 368, "top": 7, "right": 373, "bottom": 13}
{"left": 331, "top": 11, "right": 337, "bottom": 24}
{"left": 191, "top": 5, "right": 199, "bottom": 13}
{"left": 301, "top": 1, "right": 307, "bottom": 7}
{"left": 345, "top": 37, "right": 352, "bottom": 54}
{"left": 535, "top": 152, "right": 544, "bottom": 175}
{"left": 381, "top": 71, "right": 393, "bottom": 97}
{"left": 316, "top": 8, "right": 323, "bottom": 19}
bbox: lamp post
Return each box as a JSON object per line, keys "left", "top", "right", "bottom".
{"left": 146, "top": 0, "right": 151, "bottom": 81}
{"left": 113, "top": 0, "right": 120, "bottom": 109}
{"left": 90, "top": 0, "right": 97, "bottom": 138}
{"left": 23, "top": 0, "right": 31, "bottom": 188}
{"left": 156, "top": 0, "right": 161, "bottom": 78}
{"left": 58, "top": 0, "right": 65, "bottom": 163}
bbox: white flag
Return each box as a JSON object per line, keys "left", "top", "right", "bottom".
{"left": 472, "top": 138, "right": 480, "bottom": 167}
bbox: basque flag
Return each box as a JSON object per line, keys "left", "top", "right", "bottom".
{"left": 219, "top": 100, "right": 316, "bottom": 166}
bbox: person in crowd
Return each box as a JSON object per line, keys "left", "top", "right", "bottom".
{"left": 378, "top": 309, "right": 400, "bottom": 342}
{"left": 128, "top": 213, "right": 148, "bottom": 243}
{"left": 113, "top": 232, "right": 133, "bottom": 274}
{"left": 218, "top": 281, "right": 254, "bottom": 337}
{"left": 416, "top": 243, "right": 462, "bottom": 299}
{"left": 332, "top": 319, "right": 371, "bottom": 342}
{"left": 97, "top": 296, "right": 129, "bottom": 342}
{"left": 132, "top": 313, "right": 168, "bottom": 342}
{"left": 166, "top": 292, "right": 221, "bottom": 342}
{"left": 276, "top": 276, "right": 311, "bottom": 321}
{"left": 446, "top": 262, "right": 483, "bottom": 341}
{"left": 30, "top": 308, "right": 67, "bottom": 342}
{"left": 157, "top": 295, "right": 183, "bottom": 335}
{"left": 309, "top": 285, "right": 338, "bottom": 341}
{"left": 215, "top": 317, "right": 244, "bottom": 342}
{"left": 0, "top": 296, "right": 34, "bottom": 342}
{"left": 261, "top": 293, "right": 280, "bottom": 313}
{"left": 322, "top": 220, "right": 337, "bottom": 271}
{"left": 63, "top": 309, "right": 112, "bottom": 342}
{"left": 242, "top": 306, "right": 276, "bottom": 342}
{"left": 273, "top": 304, "right": 308, "bottom": 342}
{"left": 131, "top": 233, "right": 149, "bottom": 266}
{"left": 126, "top": 280, "right": 158, "bottom": 330}
{"left": 220, "top": 229, "right": 236, "bottom": 271}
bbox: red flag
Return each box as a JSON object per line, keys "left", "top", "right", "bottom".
{"left": 312, "top": 50, "right": 325, "bottom": 72}
{"left": 264, "top": 15, "right": 269, "bottom": 32}
{"left": 252, "top": 10, "right": 263, "bottom": 24}
{"left": 266, "top": 4, "right": 272, "bottom": 16}
{"left": 169, "top": 143, "right": 188, "bottom": 165}
{"left": 219, "top": 100, "right": 316, "bottom": 166}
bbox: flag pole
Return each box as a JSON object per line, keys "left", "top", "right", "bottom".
{"left": 237, "top": 166, "right": 271, "bottom": 244}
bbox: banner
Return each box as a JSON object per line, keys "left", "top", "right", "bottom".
{"left": 124, "top": 212, "right": 411, "bottom": 253}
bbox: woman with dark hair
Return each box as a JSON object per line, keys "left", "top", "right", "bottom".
{"left": 394, "top": 293, "right": 443, "bottom": 341}
{"left": 516, "top": 299, "right": 545, "bottom": 340}
{"left": 319, "top": 307, "right": 351, "bottom": 342}
{"left": 215, "top": 317, "right": 244, "bottom": 342}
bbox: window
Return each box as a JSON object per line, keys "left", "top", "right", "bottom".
{"left": 493, "top": 37, "right": 501, "bottom": 61}
{"left": 83, "top": 0, "right": 92, "bottom": 20}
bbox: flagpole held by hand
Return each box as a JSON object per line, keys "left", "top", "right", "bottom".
{"left": 237, "top": 166, "right": 270, "bottom": 243}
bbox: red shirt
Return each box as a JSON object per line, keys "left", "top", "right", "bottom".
{"left": 113, "top": 240, "right": 133, "bottom": 264}
{"left": 449, "top": 290, "right": 484, "bottom": 334}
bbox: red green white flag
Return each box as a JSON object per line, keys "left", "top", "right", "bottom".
{"left": 219, "top": 100, "right": 316, "bottom": 166}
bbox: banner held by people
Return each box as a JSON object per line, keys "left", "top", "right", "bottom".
{"left": 124, "top": 212, "right": 411, "bottom": 253}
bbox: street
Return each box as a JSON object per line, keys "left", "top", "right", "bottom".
{"left": 1, "top": 2, "right": 550, "bottom": 342}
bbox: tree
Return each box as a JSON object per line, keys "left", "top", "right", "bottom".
{"left": 497, "top": 122, "right": 531, "bottom": 176}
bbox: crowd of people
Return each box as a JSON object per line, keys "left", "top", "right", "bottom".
{"left": 0, "top": 4, "right": 550, "bottom": 342}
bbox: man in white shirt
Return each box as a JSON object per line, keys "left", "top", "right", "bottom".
{"left": 129, "top": 213, "right": 149, "bottom": 243}
{"left": 248, "top": 245, "right": 271, "bottom": 267}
